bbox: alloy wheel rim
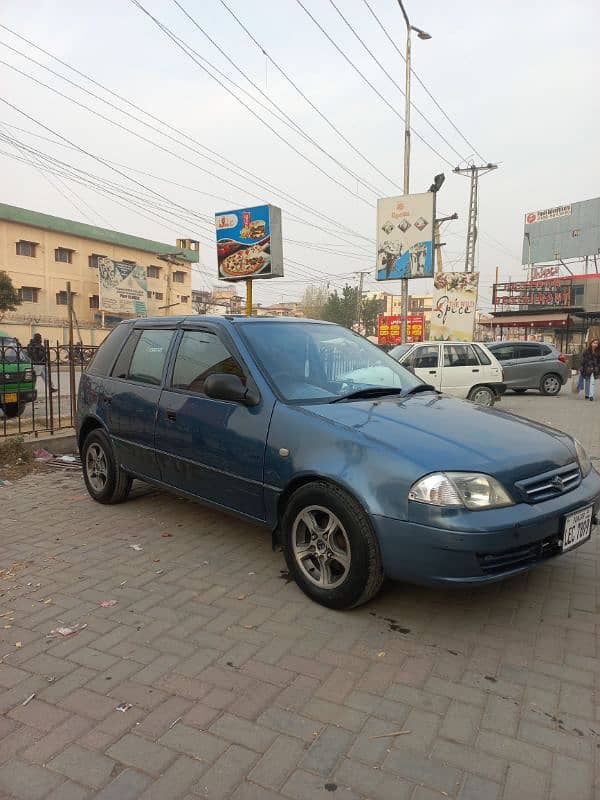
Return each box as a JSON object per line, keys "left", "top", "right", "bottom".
{"left": 473, "top": 389, "right": 493, "bottom": 406}
{"left": 544, "top": 376, "right": 559, "bottom": 393}
{"left": 291, "top": 505, "right": 351, "bottom": 589}
{"left": 86, "top": 443, "right": 108, "bottom": 492}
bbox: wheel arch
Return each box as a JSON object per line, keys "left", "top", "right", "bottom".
{"left": 78, "top": 415, "right": 107, "bottom": 453}
{"left": 275, "top": 474, "right": 368, "bottom": 530}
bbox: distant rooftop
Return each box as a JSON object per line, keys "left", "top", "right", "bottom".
{"left": 0, "top": 202, "right": 200, "bottom": 263}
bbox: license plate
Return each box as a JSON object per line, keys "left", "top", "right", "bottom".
{"left": 1, "top": 393, "right": 17, "bottom": 403}
{"left": 561, "top": 506, "right": 593, "bottom": 552}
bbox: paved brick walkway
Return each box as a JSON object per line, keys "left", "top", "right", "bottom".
{"left": 0, "top": 392, "right": 599, "bottom": 799}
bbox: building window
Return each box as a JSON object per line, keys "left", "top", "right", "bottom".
{"left": 180, "top": 295, "right": 189, "bottom": 303}
{"left": 121, "top": 259, "right": 136, "bottom": 266}
{"left": 55, "top": 247, "right": 73, "bottom": 263}
{"left": 147, "top": 265, "right": 161, "bottom": 279}
{"left": 89, "top": 295, "right": 100, "bottom": 309}
{"left": 56, "top": 291, "right": 69, "bottom": 305}
{"left": 147, "top": 291, "right": 152, "bottom": 299}
{"left": 19, "top": 287, "right": 39, "bottom": 303}
{"left": 16, "top": 240, "right": 37, "bottom": 257}
{"left": 154, "top": 292, "right": 164, "bottom": 301}
{"left": 172, "top": 271, "right": 185, "bottom": 284}
{"left": 89, "top": 253, "right": 106, "bottom": 268}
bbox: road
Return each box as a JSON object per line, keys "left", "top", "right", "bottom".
{"left": 0, "top": 392, "right": 598, "bottom": 799}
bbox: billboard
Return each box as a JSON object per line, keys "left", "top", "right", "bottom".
{"left": 492, "top": 279, "right": 572, "bottom": 308}
{"left": 216, "top": 204, "right": 283, "bottom": 281}
{"left": 522, "top": 197, "right": 600, "bottom": 264}
{"left": 376, "top": 192, "right": 435, "bottom": 281}
{"left": 98, "top": 259, "right": 147, "bottom": 316}
{"left": 377, "top": 314, "right": 424, "bottom": 345}
{"left": 431, "top": 272, "right": 479, "bottom": 341}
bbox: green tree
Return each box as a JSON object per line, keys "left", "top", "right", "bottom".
{"left": 300, "top": 284, "right": 328, "bottom": 320}
{"left": 0, "top": 271, "right": 21, "bottom": 321}
{"left": 362, "top": 296, "right": 384, "bottom": 337}
{"left": 322, "top": 283, "right": 358, "bottom": 330}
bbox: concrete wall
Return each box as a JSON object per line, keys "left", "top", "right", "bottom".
{"left": 0, "top": 319, "right": 110, "bottom": 347}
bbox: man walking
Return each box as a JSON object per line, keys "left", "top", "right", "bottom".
{"left": 27, "top": 333, "right": 56, "bottom": 393}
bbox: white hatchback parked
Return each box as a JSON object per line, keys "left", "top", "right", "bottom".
{"left": 389, "top": 341, "right": 506, "bottom": 406}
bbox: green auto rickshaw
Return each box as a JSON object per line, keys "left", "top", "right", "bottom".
{"left": 0, "top": 331, "right": 37, "bottom": 418}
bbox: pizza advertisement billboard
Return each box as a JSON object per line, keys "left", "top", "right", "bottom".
{"left": 216, "top": 204, "right": 283, "bottom": 281}
{"left": 376, "top": 192, "right": 435, "bottom": 281}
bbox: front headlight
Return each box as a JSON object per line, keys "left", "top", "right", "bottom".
{"left": 23, "top": 369, "right": 33, "bottom": 381}
{"left": 574, "top": 438, "right": 592, "bottom": 477}
{"left": 409, "top": 472, "right": 514, "bottom": 510}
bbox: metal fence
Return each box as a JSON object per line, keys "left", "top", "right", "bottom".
{"left": 0, "top": 339, "right": 97, "bottom": 439}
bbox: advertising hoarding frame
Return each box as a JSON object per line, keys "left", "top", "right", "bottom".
{"left": 522, "top": 197, "right": 600, "bottom": 265}
{"left": 216, "top": 204, "right": 283, "bottom": 282}
{"left": 98, "top": 258, "right": 148, "bottom": 317}
{"left": 430, "top": 272, "right": 479, "bottom": 341}
{"left": 377, "top": 314, "right": 424, "bottom": 345}
{"left": 376, "top": 192, "right": 436, "bottom": 282}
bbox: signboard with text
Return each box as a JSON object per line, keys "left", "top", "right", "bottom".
{"left": 216, "top": 204, "right": 283, "bottom": 281}
{"left": 492, "top": 279, "right": 572, "bottom": 307}
{"left": 376, "top": 192, "right": 435, "bottom": 281}
{"left": 522, "top": 197, "right": 600, "bottom": 264}
{"left": 431, "top": 272, "right": 479, "bottom": 341}
{"left": 98, "top": 258, "right": 147, "bottom": 316}
{"left": 377, "top": 314, "right": 424, "bottom": 345}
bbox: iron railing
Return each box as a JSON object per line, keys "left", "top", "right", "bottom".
{"left": 0, "top": 339, "right": 97, "bottom": 438}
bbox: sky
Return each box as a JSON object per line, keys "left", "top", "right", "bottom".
{"left": 1, "top": 0, "right": 599, "bottom": 311}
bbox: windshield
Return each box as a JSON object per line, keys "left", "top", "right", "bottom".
{"left": 240, "top": 321, "right": 422, "bottom": 402}
{"left": 388, "top": 343, "right": 413, "bottom": 361}
{"left": 0, "top": 337, "right": 28, "bottom": 364}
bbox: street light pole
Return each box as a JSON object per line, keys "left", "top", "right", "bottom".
{"left": 396, "top": 0, "right": 430, "bottom": 343}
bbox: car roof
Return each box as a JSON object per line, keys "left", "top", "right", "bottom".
{"left": 124, "top": 315, "right": 336, "bottom": 329}
{"left": 401, "top": 341, "right": 490, "bottom": 346}
{"left": 487, "top": 340, "right": 553, "bottom": 347}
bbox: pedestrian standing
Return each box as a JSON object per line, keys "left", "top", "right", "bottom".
{"left": 580, "top": 338, "right": 600, "bottom": 401}
{"left": 27, "top": 333, "right": 56, "bottom": 393}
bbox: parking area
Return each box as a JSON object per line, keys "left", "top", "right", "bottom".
{"left": 0, "top": 393, "right": 599, "bottom": 800}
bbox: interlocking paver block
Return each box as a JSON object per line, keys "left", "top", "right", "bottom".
{"left": 48, "top": 743, "right": 116, "bottom": 789}
{"left": 384, "top": 748, "right": 462, "bottom": 795}
{"left": 503, "top": 763, "right": 547, "bottom": 800}
{"left": 300, "top": 725, "right": 353, "bottom": 777}
{"left": 209, "top": 713, "right": 277, "bottom": 752}
{"left": 248, "top": 735, "right": 306, "bottom": 790}
{"left": 194, "top": 744, "right": 257, "bottom": 799}
{"left": 94, "top": 768, "right": 153, "bottom": 800}
{"left": 0, "top": 760, "right": 62, "bottom": 800}
{"left": 159, "top": 723, "right": 228, "bottom": 762}
{"left": 106, "top": 732, "right": 177, "bottom": 775}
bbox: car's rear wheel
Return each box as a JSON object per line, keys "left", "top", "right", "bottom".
{"left": 540, "top": 373, "right": 562, "bottom": 396}
{"left": 280, "top": 482, "right": 384, "bottom": 609}
{"left": 2, "top": 402, "right": 25, "bottom": 419}
{"left": 82, "top": 428, "right": 132, "bottom": 504}
{"left": 513, "top": 388, "right": 527, "bottom": 394}
{"left": 467, "top": 385, "right": 495, "bottom": 407}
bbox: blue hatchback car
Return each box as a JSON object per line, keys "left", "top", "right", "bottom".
{"left": 77, "top": 317, "right": 600, "bottom": 609}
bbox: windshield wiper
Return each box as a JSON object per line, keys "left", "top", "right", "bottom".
{"left": 404, "top": 384, "right": 438, "bottom": 395}
{"left": 330, "top": 387, "right": 404, "bottom": 403}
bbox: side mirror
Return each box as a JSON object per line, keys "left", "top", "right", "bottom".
{"left": 204, "top": 373, "right": 259, "bottom": 405}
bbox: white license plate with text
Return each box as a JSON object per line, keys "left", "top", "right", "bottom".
{"left": 561, "top": 506, "right": 593, "bottom": 552}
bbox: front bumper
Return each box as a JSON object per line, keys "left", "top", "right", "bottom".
{"left": 372, "top": 470, "right": 600, "bottom": 586}
{"left": 0, "top": 389, "right": 37, "bottom": 404}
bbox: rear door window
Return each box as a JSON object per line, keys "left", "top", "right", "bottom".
{"left": 127, "top": 330, "right": 174, "bottom": 386}
{"left": 443, "top": 344, "right": 479, "bottom": 367}
{"left": 490, "top": 345, "right": 515, "bottom": 361}
{"left": 411, "top": 345, "right": 439, "bottom": 369}
{"left": 472, "top": 344, "right": 492, "bottom": 365}
{"left": 516, "top": 344, "right": 542, "bottom": 359}
{"left": 172, "top": 331, "right": 245, "bottom": 395}
{"left": 86, "top": 324, "right": 132, "bottom": 376}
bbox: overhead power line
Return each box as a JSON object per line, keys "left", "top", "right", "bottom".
{"left": 0, "top": 23, "right": 373, "bottom": 246}
{"left": 360, "top": 0, "right": 487, "bottom": 163}
{"left": 215, "top": 0, "right": 401, "bottom": 191}
{"left": 294, "top": 0, "right": 454, "bottom": 168}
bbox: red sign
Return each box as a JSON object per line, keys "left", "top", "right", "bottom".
{"left": 492, "top": 279, "right": 572, "bottom": 308}
{"left": 378, "top": 315, "right": 424, "bottom": 345}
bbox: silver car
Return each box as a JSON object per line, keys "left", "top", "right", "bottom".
{"left": 486, "top": 341, "right": 570, "bottom": 395}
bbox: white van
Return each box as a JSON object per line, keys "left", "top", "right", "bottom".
{"left": 389, "top": 341, "right": 506, "bottom": 406}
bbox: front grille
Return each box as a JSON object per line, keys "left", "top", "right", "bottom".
{"left": 514, "top": 463, "right": 581, "bottom": 504}
{"left": 477, "top": 536, "right": 560, "bottom": 575}
{"left": 1, "top": 371, "right": 28, "bottom": 383}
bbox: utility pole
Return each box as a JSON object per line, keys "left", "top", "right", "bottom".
{"left": 355, "top": 270, "right": 369, "bottom": 331}
{"left": 66, "top": 281, "right": 76, "bottom": 421}
{"left": 434, "top": 212, "right": 458, "bottom": 273}
{"left": 453, "top": 164, "right": 498, "bottom": 273}
{"left": 397, "top": 0, "right": 431, "bottom": 343}
{"left": 157, "top": 251, "right": 185, "bottom": 316}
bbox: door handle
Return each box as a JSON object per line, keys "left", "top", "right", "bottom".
{"left": 428, "top": 370, "right": 437, "bottom": 375}
{"left": 472, "top": 368, "right": 479, "bottom": 372}
{"left": 166, "top": 410, "right": 177, "bottom": 422}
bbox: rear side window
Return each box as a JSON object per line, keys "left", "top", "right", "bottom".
{"left": 516, "top": 345, "right": 542, "bottom": 359}
{"left": 443, "top": 344, "right": 478, "bottom": 367}
{"left": 172, "top": 331, "right": 245, "bottom": 394}
{"left": 411, "top": 345, "right": 439, "bottom": 369}
{"left": 472, "top": 344, "right": 492, "bottom": 365}
{"left": 540, "top": 344, "right": 553, "bottom": 356}
{"left": 86, "top": 324, "right": 132, "bottom": 376}
{"left": 111, "top": 330, "right": 141, "bottom": 379}
{"left": 128, "top": 330, "right": 174, "bottom": 386}
{"left": 490, "top": 345, "right": 515, "bottom": 361}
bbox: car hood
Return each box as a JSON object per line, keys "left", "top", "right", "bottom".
{"left": 306, "top": 392, "right": 577, "bottom": 480}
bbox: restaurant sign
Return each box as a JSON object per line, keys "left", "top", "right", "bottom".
{"left": 492, "top": 279, "right": 572, "bottom": 307}
{"left": 377, "top": 314, "right": 424, "bottom": 345}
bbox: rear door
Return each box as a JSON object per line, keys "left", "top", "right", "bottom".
{"left": 513, "top": 344, "right": 543, "bottom": 388}
{"left": 407, "top": 345, "right": 441, "bottom": 389}
{"left": 439, "top": 343, "right": 480, "bottom": 397}
{"left": 489, "top": 344, "right": 519, "bottom": 388}
{"left": 108, "top": 327, "right": 175, "bottom": 480}
{"left": 154, "top": 325, "right": 275, "bottom": 521}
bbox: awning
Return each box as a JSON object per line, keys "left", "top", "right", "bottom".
{"left": 482, "top": 313, "right": 571, "bottom": 327}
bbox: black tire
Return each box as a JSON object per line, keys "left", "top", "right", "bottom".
{"left": 2, "top": 402, "right": 25, "bottom": 419}
{"left": 467, "top": 385, "right": 495, "bottom": 407}
{"left": 280, "top": 481, "right": 384, "bottom": 610}
{"left": 540, "top": 373, "right": 562, "bottom": 396}
{"left": 82, "top": 428, "right": 132, "bottom": 504}
{"left": 513, "top": 388, "right": 527, "bottom": 394}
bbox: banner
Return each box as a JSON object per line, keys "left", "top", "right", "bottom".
{"left": 98, "top": 259, "right": 147, "bottom": 316}
{"left": 377, "top": 314, "right": 425, "bottom": 345}
{"left": 492, "top": 279, "right": 572, "bottom": 307}
{"left": 216, "top": 204, "right": 283, "bottom": 281}
{"left": 376, "top": 192, "right": 435, "bottom": 281}
{"left": 431, "top": 272, "right": 479, "bottom": 341}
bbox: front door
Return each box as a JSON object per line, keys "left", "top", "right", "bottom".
{"left": 409, "top": 345, "right": 441, "bottom": 389}
{"left": 439, "top": 343, "right": 481, "bottom": 397}
{"left": 108, "top": 328, "right": 175, "bottom": 480}
{"left": 154, "top": 327, "right": 275, "bottom": 521}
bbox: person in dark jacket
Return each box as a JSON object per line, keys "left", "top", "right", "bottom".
{"left": 27, "top": 333, "right": 56, "bottom": 393}
{"left": 580, "top": 338, "right": 600, "bottom": 400}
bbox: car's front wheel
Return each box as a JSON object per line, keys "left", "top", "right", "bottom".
{"left": 2, "top": 402, "right": 25, "bottom": 419}
{"left": 280, "top": 482, "right": 384, "bottom": 609}
{"left": 467, "top": 385, "right": 496, "bottom": 407}
{"left": 82, "top": 428, "right": 132, "bottom": 504}
{"left": 540, "top": 373, "right": 562, "bottom": 396}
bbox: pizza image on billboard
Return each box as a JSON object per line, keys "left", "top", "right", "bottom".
{"left": 215, "top": 205, "right": 283, "bottom": 281}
